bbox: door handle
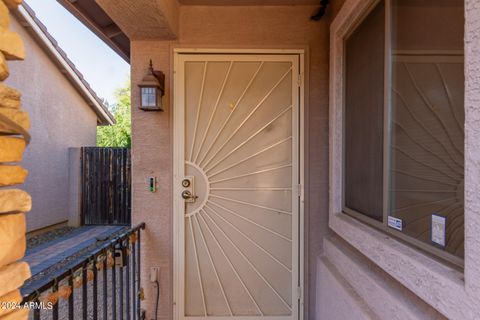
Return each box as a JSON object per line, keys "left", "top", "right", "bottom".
{"left": 182, "top": 190, "right": 198, "bottom": 201}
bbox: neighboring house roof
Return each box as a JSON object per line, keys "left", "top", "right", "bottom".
{"left": 56, "top": 0, "right": 129, "bottom": 63}
{"left": 12, "top": 2, "right": 115, "bottom": 125}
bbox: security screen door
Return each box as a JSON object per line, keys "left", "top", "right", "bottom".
{"left": 174, "top": 53, "right": 301, "bottom": 319}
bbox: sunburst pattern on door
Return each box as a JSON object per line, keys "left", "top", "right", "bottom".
{"left": 391, "top": 55, "right": 464, "bottom": 258}
{"left": 181, "top": 58, "right": 298, "bottom": 317}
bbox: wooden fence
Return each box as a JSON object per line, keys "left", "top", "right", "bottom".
{"left": 81, "top": 147, "right": 131, "bottom": 225}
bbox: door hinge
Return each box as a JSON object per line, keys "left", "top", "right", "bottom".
{"left": 296, "top": 286, "right": 303, "bottom": 301}
{"left": 297, "top": 73, "right": 302, "bottom": 87}
{"left": 295, "top": 184, "right": 303, "bottom": 198}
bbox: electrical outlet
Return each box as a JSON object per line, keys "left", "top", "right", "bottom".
{"left": 150, "top": 267, "right": 159, "bottom": 282}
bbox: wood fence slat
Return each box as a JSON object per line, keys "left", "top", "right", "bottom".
{"left": 122, "top": 149, "right": 125, "bottom": 223}
{"left": 127, "top": 149, "right": 131, "bottom": 223}
{"left": 92, "top": 149, "right": 98, "bottom": 224}
{"left": 113, "top": 148, "right": 118, "bottom": 224}
{"left": 80, "top": 148, "right": 85, "bottom": 225}
{"left": 114, "top": 148, "right": 119, "bottom": 224}
{"left": 108, "top": 149, "right": 113, "bottom": 224}
{"left": 100, "top": 149, "right": 104, "bottom": 224}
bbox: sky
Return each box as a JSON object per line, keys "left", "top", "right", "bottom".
{"left": 26, "top": 0, "right": 130, "bottom": 107}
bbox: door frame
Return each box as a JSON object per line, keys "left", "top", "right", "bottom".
{"left": 173, "top": 49, "right": 305, "bottom": 320}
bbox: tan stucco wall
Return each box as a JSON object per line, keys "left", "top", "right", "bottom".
{"left": 463, "top": 0, "right": 480, "bottom": 301}
{"left": 5, "top": 17, "right": 98, "bottom": 232}
{"left": 96, "top": 0, "right": 180, "bottom": 40}
{"left": 130, "top": 5, "right": 335, "bottom": 319}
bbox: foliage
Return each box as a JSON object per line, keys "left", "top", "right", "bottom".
{"left": 97, "top": 82, "right": 131, "bottom": 148}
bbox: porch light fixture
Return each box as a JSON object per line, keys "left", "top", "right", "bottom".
{"left": 139, "top": 60, "right": 165, "bottom": 111}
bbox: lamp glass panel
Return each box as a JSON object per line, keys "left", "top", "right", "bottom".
{"left": 141, "top": 87, "right": 157, "bottom": 107}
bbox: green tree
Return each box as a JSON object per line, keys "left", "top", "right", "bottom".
{"left": 97, "top": 82, "right": 131, "bottom": 147}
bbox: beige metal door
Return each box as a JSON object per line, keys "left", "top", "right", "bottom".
{"left": 174, "top": 52, "right": 302, "bottom": 320}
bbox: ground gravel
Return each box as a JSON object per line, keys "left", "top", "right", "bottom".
{"left": 27, "top": 227, "right": 77, "bottom": 250}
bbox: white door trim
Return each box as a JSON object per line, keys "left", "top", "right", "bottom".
{"left": 173, "top": 48, "right": 305, "bottom": 54}
{"left": 173, "top": 49, "right": 305, "bottom": 320}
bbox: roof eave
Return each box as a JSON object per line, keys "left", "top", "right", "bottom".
{"left": 56, "top": 0, "right": 130, "bottom": 63}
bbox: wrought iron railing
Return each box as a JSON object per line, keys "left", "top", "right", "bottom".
{"left": 22, "top": 223, "right": 145, "bottom": 320}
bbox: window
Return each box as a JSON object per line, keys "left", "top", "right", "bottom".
{"left": 344, "top": 0, "right": 465, "bottom": 263}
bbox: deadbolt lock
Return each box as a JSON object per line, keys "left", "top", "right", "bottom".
{"left": 182, "top": 179, "right": 191, "bottom": 188}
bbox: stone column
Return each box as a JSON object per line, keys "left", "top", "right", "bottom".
{"left": 0, "top": 0, "right": 32, "bottom": 319}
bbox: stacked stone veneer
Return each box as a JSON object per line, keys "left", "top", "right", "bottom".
{"left": 0, "top": 0, "right": 32, "bottom": 319}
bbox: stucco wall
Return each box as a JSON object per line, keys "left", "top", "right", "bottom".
{"left": 130, "top": 5, "right": 333, "bottom": 319}
{"left": 317, "top": 236, "right": 447, "bottom": 319}
{"left": 315, "top": 255, "right": 374, "bottom": 320}
{"left": 5, "top": 17, "right": 98, "bottom": 232}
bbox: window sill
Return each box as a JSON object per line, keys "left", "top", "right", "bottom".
{"left": 342, "top": 208, "right": 464, "bottom": 268}
{"left": 328, "top": 211, "right": 475, "bottom": 318}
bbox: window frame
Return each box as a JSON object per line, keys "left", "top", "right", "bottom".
{"left": 341, "top": 0, "right": 464, "bottom": 267}
{"left": 329, "top": 0, "right": 480, "bottom": 318}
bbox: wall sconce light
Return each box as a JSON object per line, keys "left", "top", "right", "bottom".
{"left": 138, "top": 60, "right": 165, "bottom": 111}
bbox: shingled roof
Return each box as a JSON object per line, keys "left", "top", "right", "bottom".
{"left": 12, "top": 2, "right": 115, "bottom": 125}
